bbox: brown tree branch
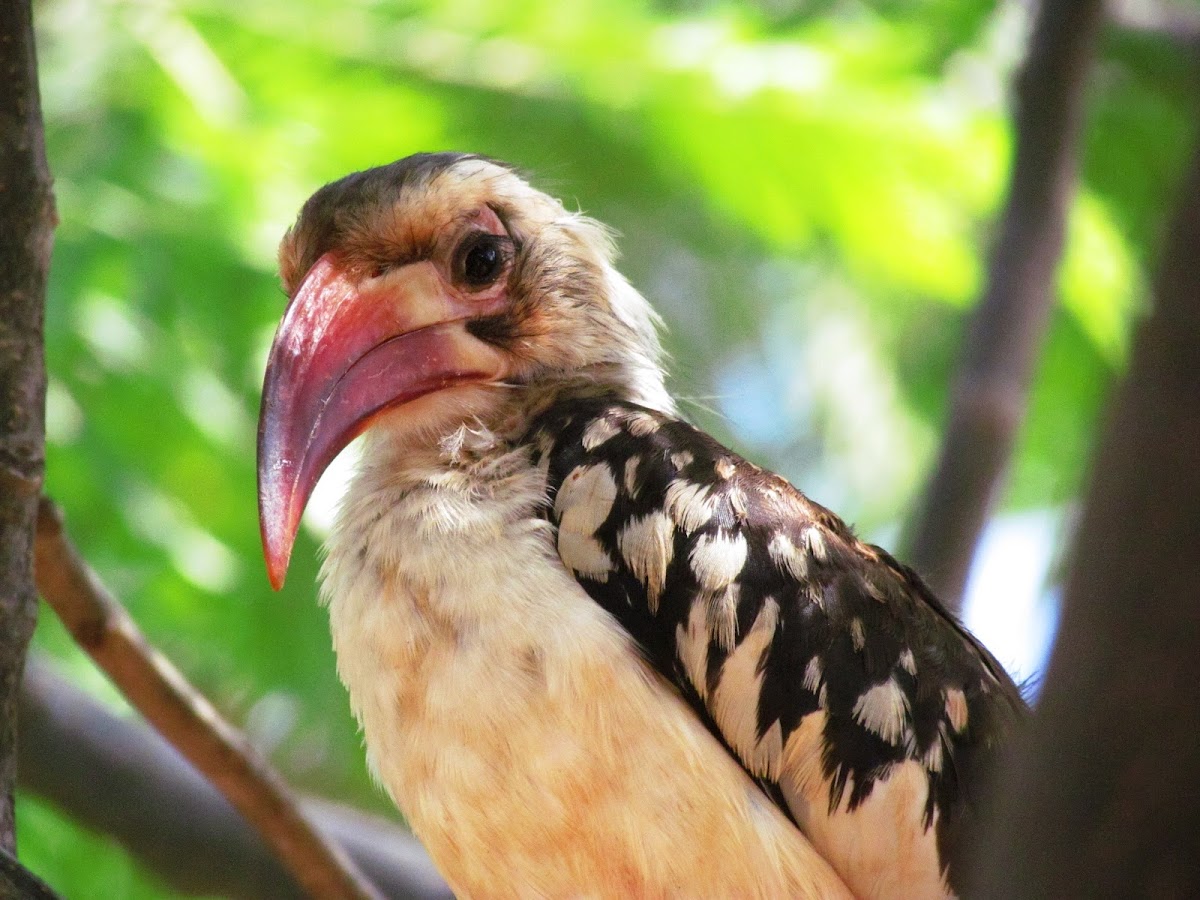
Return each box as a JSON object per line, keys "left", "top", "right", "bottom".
{"left": 0, "top": 0, "right": 54, "bottom": 860}
{"left": 969, "top": 140, "right": 1200, "bottom": 896}
{"left": 0, "top": 846, "right": 58, "bottom": 900}
{"left": 34, "top": 499, "right": 383, "bottom": 900}
{"left": 18, "top": 658, "right": 451, "bottom": 899}
{"left": 902, "top": 0, "right": 1106, "bottom": 610}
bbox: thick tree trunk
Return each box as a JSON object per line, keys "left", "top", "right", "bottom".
{"left": 969, "top": 141, "right": 1200, "bottom": 897}
{"left": 0, "top": 0, "right": 54, "bottom": 857}
{"left": 903, "top": 0, "right": 1105, "bottom": 609}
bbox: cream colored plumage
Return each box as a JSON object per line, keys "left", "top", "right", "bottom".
{"left": 322, "top": 425, "right": 852, "bottom": 898}
{"left": 258, "top": 152, "right": 1025, "bottom": 900}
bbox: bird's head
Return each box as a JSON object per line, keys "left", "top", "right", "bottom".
{"left": 258, "top": 152, "right": 670, "bottom": 588}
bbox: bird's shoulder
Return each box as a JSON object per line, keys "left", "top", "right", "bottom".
{"left": 525, "top": 395, "right": 1026, "bottom": 892}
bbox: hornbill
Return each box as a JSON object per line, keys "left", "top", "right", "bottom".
{"left": 257, "top": 153, "right": 1026, "bottom": 899}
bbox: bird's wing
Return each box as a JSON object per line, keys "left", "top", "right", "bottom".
{"left": 529, "top": 396, "right": 1026, "bottom": 897}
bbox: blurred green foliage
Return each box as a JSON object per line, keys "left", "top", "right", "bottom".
{"left": 18, "top": 0, "right": 1195, "bottom": 894}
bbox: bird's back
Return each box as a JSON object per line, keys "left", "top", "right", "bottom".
{"left": 528, "top": 395, "right": 1028, "bottom": 898}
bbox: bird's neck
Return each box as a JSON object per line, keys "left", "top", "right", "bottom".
{"left": 357, "top": 366, "right": 672, "bottom": 486}
{"left": 575, "top": 359, "right": 674, "bottom": 417}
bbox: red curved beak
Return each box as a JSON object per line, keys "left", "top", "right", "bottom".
{"left": 257, "top": 253, "right": 505, "bottom": 589}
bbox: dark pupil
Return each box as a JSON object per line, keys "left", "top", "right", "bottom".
{"left": 463, "top": 238, "right": 503, "bottom": 286}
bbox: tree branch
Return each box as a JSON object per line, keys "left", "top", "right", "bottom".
{"left": 969, "top": 140, "right": 1200, "bottom": 896}
{"left": 0, "top": 845, "right": 58, "bottom": 900}
{"left": 33, "top": 499, "right": 382, "bottom": 900}
{"left": 902, "top": 0, "right": 1106, "bottom": 609}
{"left": 19, "top": 658, "right": 451, "bottom": 899}
{"left": 0, "top": 0, "right": 54, "bottom": 861}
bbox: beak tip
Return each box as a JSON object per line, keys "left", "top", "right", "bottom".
{"left": 262, "top": 527, "right": 294, "bottom": 592}
{"left": 259, "top": 487, "right": 298, "bottom": 593}
{"left": 267, "top": 565, "right": 288, "bottom": 592}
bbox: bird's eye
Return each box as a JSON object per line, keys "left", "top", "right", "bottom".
{"left": 457, "top": 234, "right": 508, "bottom": 289}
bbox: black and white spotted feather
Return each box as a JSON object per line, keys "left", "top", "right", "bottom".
{"left": 528, "top": 395, "right": 1026, "bottom": 895}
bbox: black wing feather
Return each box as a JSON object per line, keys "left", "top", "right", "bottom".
{"left": 528, "top": 396, "right": 1026, "bottom": 891}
